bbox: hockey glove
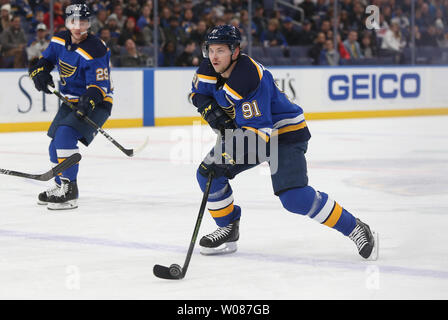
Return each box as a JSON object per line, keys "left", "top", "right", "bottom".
{"left": 75, "top": 95, "right": 96, "bottom": 119}
{"left": 198, "top": 101, "right": 236, "bottom": 131}
{"left": 28, "top": 58, "right": 54, "bottom": 94}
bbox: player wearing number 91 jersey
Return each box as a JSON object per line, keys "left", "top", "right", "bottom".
{"left": 28, "top": 2, "right": 113, "bottom": 210}
{"left": 190, "top": 25, "right": 378, "bottom": 260}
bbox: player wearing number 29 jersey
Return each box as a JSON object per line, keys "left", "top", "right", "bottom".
{"left": 28, "top": 2, "right": 113, "bottom": 210}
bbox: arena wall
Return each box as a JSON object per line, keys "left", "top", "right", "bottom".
{"left": 1, "top": 66, "right": 447, "bottom": 133}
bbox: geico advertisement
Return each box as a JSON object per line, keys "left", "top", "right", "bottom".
{"left": 323, "top": 68, "right": 425, "bottom": 108}
{"left": 0, "top": 70, "right": 143, "bottom": 124}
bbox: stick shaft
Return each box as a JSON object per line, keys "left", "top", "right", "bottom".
{"left": 181, "top": 172, "right": 214, "bottom": 278}
{"left": 52, "top": 90, "right": 134, "bottom": 156}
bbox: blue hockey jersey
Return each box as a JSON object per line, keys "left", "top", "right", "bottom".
{"left": 42, "top": 30, "right": 113, "bottom": 107}
{"left": 190, "top": 54, "right": 310, "bottom": 143}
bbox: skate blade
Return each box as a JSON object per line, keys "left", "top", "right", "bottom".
{"left": 37, "top": 201, "right": 48, "bottom": 205}
{"left": 200, "top": 241, "right": 237, "bottom": 256}
{"left": 367, "top": 231, "right": 379, "bottom": 261}
{"left": 47, "top": 200, "right": 78, "bottom": 211}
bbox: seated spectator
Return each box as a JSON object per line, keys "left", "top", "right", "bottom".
{"left": 124, "top": 0, "right": 141, "bottom": 21}
{"left": 43, "top": 2, "right": 64, "bottom": 32}
{"left": 120, "top": 38, "right": 148, "bottom": 67}
{"left": 308, "top": 31, "right": 326, "bottom": 65}
{"left": 99, "top": 27, "right": 120, "bottom": 56}
{"left": 297, "top": 19, "right": 315, "bottom": 46}
{"left": 190, "top": 20, "right": 208, "bottom": 47}
{"left": 106, "top": 13, "right": 121, "bottom": 39}
{"left": 112, "top": 4, "right": 127, "bottom": 30}
{"left": 91, "top": 9, "right": 108, "bottom": 35}
{"left": 419, "top": 25, "right": 438, "bottom": 46}
{"left": 29, "top": 9, "right": 45, "bottom": 34}
{"left": 380, "top": 22, "right": 405, "bottom": 63}
{"left": 158, "top": 40, "right": 177, "bottom": 67}
{"left": 319, "top": 39, "right": 339, "bottom": 66}
{"left": 252, "top": 5, "right": 267, "bottom": 44}
{"left": 26, "top": 23, "right": 49, "bottom": 62}
{"left": 118, "top": 17, "right": 145, "bottom": 46}
{"left": 260, "top": 18, "right": 287, "bottom": 48}
{"left": 1, "top": 3, "right": 12, "bottom": 34}
{"left": 181, "top": 9, "right": 196, "bottom": 36}
{"left": 163, "top": 16, "right": 188, "bottom": 47}
{"left": 175, "top": 39, "right": 200, "bottom": 66}
{"left": 438, "top": 32, "right": 448, "bottom": 48}
{"left": 299, "top": 0, "right": 316, "bottom": 21}
{"left": 1, "top": 15, "right": 27, "bottom": 68}
{"left": 137, "top": 4, "right": 152, "bottom": 30}
{"left": 360, "top": 32, "right": 377, "bottom": 58}
{"left": 343, "top": 30, "right": 364, "bottom": 59}
{"left": 336, "top": 33, "right": 351, "bottom": 61}
{"left": 281, "top": 16, "right": 300, "bottom": 46}
{"left": 142, "top": 19, "right": 166, "bottom": 47}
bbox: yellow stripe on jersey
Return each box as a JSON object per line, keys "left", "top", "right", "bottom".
{"left": 276, "top": 121, "right": 308, "bottom": 135}
{"left": 87, "top": 85, "right": 107, "bottom": 97}
{"left": 323, "top": 202, "right": 343, "bottom": 228}
{"left": 248, "top": 56, "right": 263, "bottom": 80}
{"left": 224, "top": 83, "right": 243, "bottom": 100}
{"left": 104, "top": 96, "right": 113, "bottom": 104}
{"left": 197, "top": 74, "right": 217, "bottom": 84}
{"left": 209, "top": 203, "right": 234, "bottom": 218}
{"left": 76, "top": 47, "right": 93, "bottom": 60}
{"left": 51, "top": 36, "right": 66, "bottom": 45}
{"left": 242, "top": 126, "right": 270, "bottom": 142}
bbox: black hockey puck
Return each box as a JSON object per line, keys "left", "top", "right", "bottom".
{"left": 169, "top": 264, "right": 183, "bottom": 278}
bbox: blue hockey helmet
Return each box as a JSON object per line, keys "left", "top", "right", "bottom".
{"left": 202, "top": 25, "right": 242, "bottom": 58}
{"left": 65, "top": 2, "right": 92, "bottom": 29}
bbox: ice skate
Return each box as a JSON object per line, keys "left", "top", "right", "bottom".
{"left": 46, "top": 178, "right": 78, "bottom": 210}
{"left": 349, "top": 218, "right": 379, "bottom": 260}
{"left": 200, "top": 219, "right": 239, "bottom": 255}
{"left": 38, "top": 181, "right": 61, "bottom": 205}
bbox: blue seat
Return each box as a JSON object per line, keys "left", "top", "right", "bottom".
{"left": 264, "top": 46, "right": 286, "bottom": 58}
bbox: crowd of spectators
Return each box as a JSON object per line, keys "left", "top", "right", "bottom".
{"left": 0, "top": 0, "right": 447, "bottom": 68}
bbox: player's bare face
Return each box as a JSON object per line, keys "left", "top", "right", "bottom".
{"left": 67, "top": 18, "right": 90, "bottom": 43}
{"left": 208, "top": 44, "right": 232, "bottom": 74}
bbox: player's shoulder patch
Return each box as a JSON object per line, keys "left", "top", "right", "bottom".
{"left": 76, "top": 34, "right": 108, "bottom": 60}
{"left": 50, "top": 30, "right": 70, "bottom": 46}
{"left": 224, "top": 54, "right": 263, "bottom": 100}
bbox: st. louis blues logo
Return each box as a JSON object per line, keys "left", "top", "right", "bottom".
{"left": 58, "top": 59, "right": 77, "bottom": 85}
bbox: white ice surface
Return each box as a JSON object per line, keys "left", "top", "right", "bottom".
{"left": 0, "top": 116, "right": 447, "bottom": 299}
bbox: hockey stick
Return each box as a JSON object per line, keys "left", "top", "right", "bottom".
{"left": 51, "top": 90, "right": 149, "bottom": 157}
{"left": 0, "top": 153, "right": 81, "bottom": 181}
{"left": 153, "top": 171, "right": 214, "bottom": 280}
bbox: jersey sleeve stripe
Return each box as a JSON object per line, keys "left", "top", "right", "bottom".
{"left": 51, "top": 36, "right": 65, "bottom": 46}
{"left": 75, "top": 47, "right": 93, "bottom": 60}
{"left": 248, "top": 56, "right": 263, "bottom": 80}
{"left": 273, "top": 114, "right": 305, "bottom": 129}
{"left": 275, "top": 121, "right": 308, "bottom": 135}
{"left": 197, "top": 73, "right": 217, "bottom": 83}
{"left": 242, "top": 126, "right": 270, "bottom": 142}
{"left": 224, "top": 83, "right": 243, "bottom": 100}
{"left": 87, "top": 84, "right": 107, "bottom": 97}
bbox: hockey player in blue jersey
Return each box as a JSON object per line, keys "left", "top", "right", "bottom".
{"left": 28, "top": 2, "right": 113, "bottom": 210}
{"left": 191, "top": 25, "right": 378, "bottom": 260}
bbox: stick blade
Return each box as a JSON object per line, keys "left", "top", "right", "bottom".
{"left": 153, "top": 264, "right": 183, "bottom": 280}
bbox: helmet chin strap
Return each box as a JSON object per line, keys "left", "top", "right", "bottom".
{"left": 217, "top": 50, "right": 240, "bottom": 76}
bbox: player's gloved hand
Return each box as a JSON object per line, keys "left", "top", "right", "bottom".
{"left": 198, "top": 151, "right": 236, "bottom": 179}
{"left": 75, "top": 95, "right": 96, "bottom": 119}
{"left": 29, "top": 61, "right": 54, "bottom": 94}
{"left": 198, "top": 101, "right": 236, "bottom": 131}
